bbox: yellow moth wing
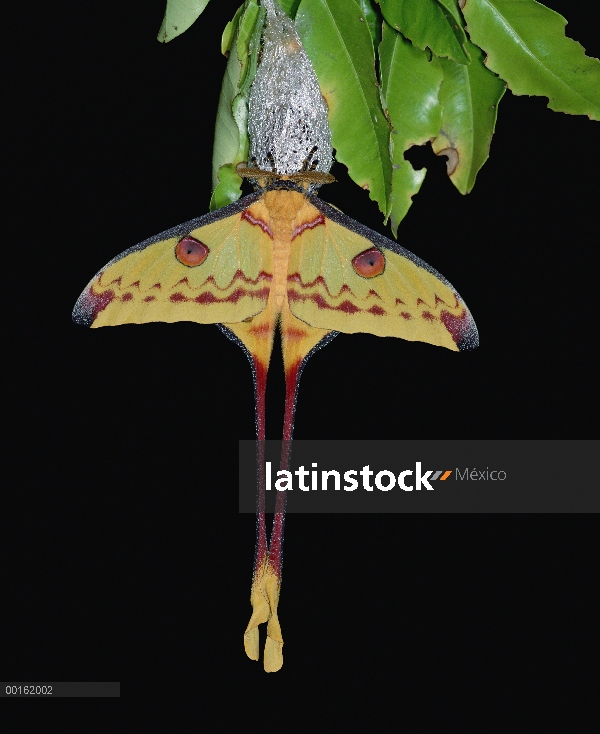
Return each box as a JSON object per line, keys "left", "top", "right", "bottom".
{"left": 287, "top": 199, "right": 478, "bottom": 352}
{"left": 73, "top": 193, "right": 273, "bottom": 328}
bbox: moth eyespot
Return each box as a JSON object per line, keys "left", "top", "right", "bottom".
{"left": 175, "top": 237, "right": 209, "bottom": 266}
{"left": 352, "top": 248, "right": 385, "bottom": 278}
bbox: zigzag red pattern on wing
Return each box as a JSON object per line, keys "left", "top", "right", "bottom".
{"left": 82, "top": 269, "right": 272, "bottom": 322}
{"left": 288, "top": 273, "right": 460, "bottom": 319}
{"left": 287, "top": 289, "right": 383, "bottom": 315}
{"left": 99, "top": 269, "right": 271, "bottom": 292}
{"left": 288, "top": 283, "right": 471, "bottom": 343}
{"left": 169, "top": 286, "right": 270, "bottom": 305}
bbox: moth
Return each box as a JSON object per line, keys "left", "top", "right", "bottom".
{"left": 72, "top": 0, "right": 478, "bottom": 672}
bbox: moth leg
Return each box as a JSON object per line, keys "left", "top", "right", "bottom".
{"left": 300, "top": 145, "right": 318, "bottom": 172}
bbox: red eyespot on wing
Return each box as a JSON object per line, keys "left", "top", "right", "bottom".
{"left": 175, "top": 237, "right": 209, "bottom": 266}
{"left": 352, "top": 248, "right": 385, "bottom": 278}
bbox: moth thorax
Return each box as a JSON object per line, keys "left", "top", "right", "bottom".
{"left": 247, "top": 0, "right": 333, "bottom": 177}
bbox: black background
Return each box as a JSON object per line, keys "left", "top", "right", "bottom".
{"left": 5, "top": 0, "right": 598, "bottom": 720}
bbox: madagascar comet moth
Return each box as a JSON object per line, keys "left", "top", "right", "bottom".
{"left": 72, "top": 0, "right": 478, "bottom": 671}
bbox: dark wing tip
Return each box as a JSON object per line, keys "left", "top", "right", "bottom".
{"left": 457, "top": 321, "right": 479, "bottom": 352}
{"left": 72, "top": 276, "right": 114, "bottom": 327}
{"left": 440, "top": 301, "right": 479, "bottom": 352}
{"left": 72, "top": 307, "right": 94, "bottom": 327}
{"left": 72, "top": 289, "right": 94, "bottom": 327}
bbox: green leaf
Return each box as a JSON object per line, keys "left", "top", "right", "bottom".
{"left": 436, "top": 0, "right": 467, "bottom": 28}
{"left": 210, "top": 163, "right": 248, "bottom": 210}
{"left": 379, "top": 24, "right": 443, "bottom": 236}
{"left": 210, "top": 1, "right": 265, "bottom": 210}
{"left": 237, "top": 0, "right": 262, "bottom": 90}
{"left": 355, "top": 0, "right": 382, "bottom": 53}
{"left": 211, "top": 52, "right": 245, "bottom": 209}
{"left": 296, "top": 0, "right": 392, "bottom": 216}
{"left": 157, "top": 0, "right": 211, "bottom": 43}
{"left": 378, "top": 0, "right": 470, "bottom": 64}
{"left": 462, "top": 0, "right": 600, "bottom": 120}
{"left": 275, "top": 0, "right": 301, "bottom": 18}
{"left": 221, "top": 5, "right": 244, "bottom": 56}
{"left": 431, "top": 39, "right": 505, "bottom": 194}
